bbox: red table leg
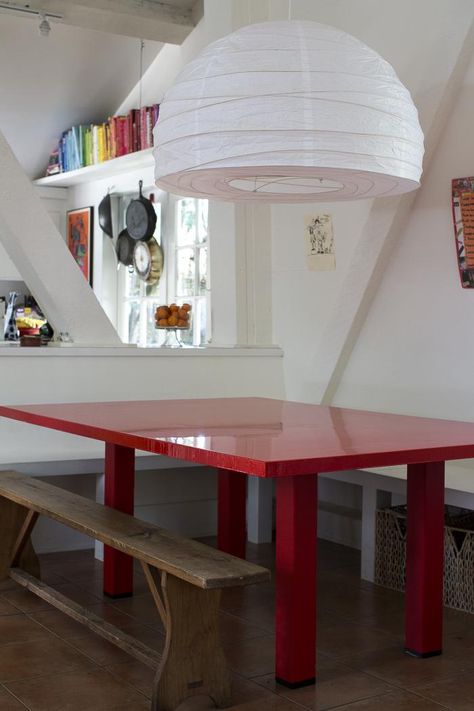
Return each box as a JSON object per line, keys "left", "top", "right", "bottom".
{"left": 103, "top": 443, "right": 135, "bottom": 598}
{"left": 276, "top": 474, "right": 317, "bottom": 687}
{"left": 405, "top": 461, "right": 445, "bottom": 657}
{"left": 217, "top": 469, "right": 247, "bottom": 559}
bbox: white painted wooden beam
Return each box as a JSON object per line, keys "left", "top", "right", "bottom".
{"left": 0, "top": 130, "right": 122, "bottom": 345}
{"left": 0, "top": 0, "right": 202, "bottom": 44}
{"left": 235, "top": 204, "right": 273, "bottom": 346}
{"left": 310, "top": 12, "right": 474, "bottom": 406}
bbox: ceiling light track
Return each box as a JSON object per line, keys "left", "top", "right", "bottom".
{"left": 0, "top": 2, "right": 62, "bottom": 20}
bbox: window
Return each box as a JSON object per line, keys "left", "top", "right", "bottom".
{"left": 116, "top": 190, "right": 210, "bottom": 347}
{"left": 170, "top": 197, "right": 209, "bottom": 347}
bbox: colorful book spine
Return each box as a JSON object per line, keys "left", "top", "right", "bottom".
{"left": 47, "top": 103, "right": 160, "bottom": 175}
{"left": 139, "top": 107, "right": 148, "bottom": 150}
{"left": 92, "top": 125, "right": 99, "bottom": 164}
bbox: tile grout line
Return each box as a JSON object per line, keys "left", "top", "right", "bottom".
{"left": 230, "top": 670, "right": 312, "bottom": 710}
{"left": 0, "top": 682, "right": 32, "bottom": 709}
{"left": 19, "top": 607, "right": 155, "bottom": 701}
{"left": 405, "top": 686, "right": 455, "bottom": 710}
{"left": 318, "top": 689, "right": 402, "bottom": 711}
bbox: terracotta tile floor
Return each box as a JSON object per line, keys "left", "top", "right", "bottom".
{"left": 1, "top": 539, "right": 474, "bottom": 709}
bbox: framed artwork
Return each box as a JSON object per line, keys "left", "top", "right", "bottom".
{"left": 452, "top": 177, "right": 474, "bottom": 288}
{"left": 67, "top": 207, "right": 93, "bottom": 286}
{"left": 304, "top": 213, "right": 336, "bottom": 271}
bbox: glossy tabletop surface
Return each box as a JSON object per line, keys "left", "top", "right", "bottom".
{"left": 2, "top": 398, "right": 474, "bottom": 477}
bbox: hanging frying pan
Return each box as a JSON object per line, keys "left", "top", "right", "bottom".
{"left": 126, "top": 180, "right": 157, "bottom": 241}
{"left": 98, "top": 192, "right": 114, "bottom": 238}
{"left": 116, "top": 228, "right": 135, "bottom": 266}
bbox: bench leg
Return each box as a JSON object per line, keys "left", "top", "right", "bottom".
{"left": 0, "top": 498, "right": 40, "bottom": 581}
{"left": 151, "top": 573, "right": 231, "bottom": 711}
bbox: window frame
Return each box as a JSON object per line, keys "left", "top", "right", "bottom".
{"left": 116, "top": 191, "right": 210, "bottom": 347}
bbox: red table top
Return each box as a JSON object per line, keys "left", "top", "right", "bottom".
{"left": 1, "top": 398, "right": 474, "bottom": 477}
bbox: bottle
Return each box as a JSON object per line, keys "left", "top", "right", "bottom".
{"left": 0, "top": 297, "right": 5, "bottom": 339}
{"left": 4, "top": 292, "right": 19, "bottom": 341}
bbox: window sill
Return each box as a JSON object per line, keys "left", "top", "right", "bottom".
{"left": 0, "top": 342, "right": 283, "bottom": 358}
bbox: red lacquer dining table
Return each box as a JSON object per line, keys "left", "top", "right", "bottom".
{"left": 2, "top": 396, "right": 474, "bottom": 688}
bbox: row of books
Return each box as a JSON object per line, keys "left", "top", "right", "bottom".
{"left": 45, "top": 104, "right": 159, "bottom": 176}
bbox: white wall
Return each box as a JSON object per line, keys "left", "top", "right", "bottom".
{"left": 116, "top": 0, "right": 233, "bottom": 115}
{"left": 272, "top": 200, "right": 368, "bottom": 401}
{"left": 333, "top": 50, "right": 474, "bottom": 420}
{"left": 265, "top": 0, "right": 474, "bottom": 533}
{"left": 0, "top": 13, "right": 160, "bottom": 179}
{"left": 269, "top": 0, "right": 474, "bottom": 404}
{"left": 0, "top": 244, "right": 20, "bottom": 281}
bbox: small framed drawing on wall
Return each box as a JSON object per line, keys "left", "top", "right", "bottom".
{"left": 67, "top": 207, "right": 93, "bottom": 286}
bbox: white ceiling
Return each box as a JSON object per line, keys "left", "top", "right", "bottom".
{"left": 0, "top": 13, "right": 162, "bottom": 178}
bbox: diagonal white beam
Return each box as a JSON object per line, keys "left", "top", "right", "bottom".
{"left": 0, "top": 130, "right": 122, "bottom": 345}
{"left": 0, "top": 0, "right": 202, "bottom": 44}
{"left": 310, "top": 12, "right": 474, "bottom": 406}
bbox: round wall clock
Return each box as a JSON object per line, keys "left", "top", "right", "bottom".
{"left": 133, "top": 238, "right": 164, "bottom": 285}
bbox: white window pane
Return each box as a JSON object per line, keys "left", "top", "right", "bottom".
{"left": 176, "top": 247, "right": 195, "bottom": 297}
{"left": 198, "top": 247, "right": 207, "bottom": 295}
{"left": 177, "top": 198, "right": 196, "bottom": 246}
{"left": 195, "top": 297, "right": 207, "bottom": 345}
{"left": 123, "top": 265, "right": 141, "bottom": 298}
{"left": 145, "top": 279, "right": 161, "bottom": 297}
{"left": 145, "top": 300, "right": 163, "bottom": 346}
{"left": 126, "top": 301, "right": 141, "bottom": 344}
{"left": 197, "top": 200, "right": 208, "bottom": 244}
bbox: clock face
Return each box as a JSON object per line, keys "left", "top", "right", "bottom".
{"left": 133, "top": 241, "right": 151, "bottom": 279}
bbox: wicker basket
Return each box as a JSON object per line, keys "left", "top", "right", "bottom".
{"left": 374, "top": 505, "right": 474, "bottom": 613}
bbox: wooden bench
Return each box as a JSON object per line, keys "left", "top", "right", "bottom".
{"left": 0, "top": 470, "right": 270, "bottom": 711}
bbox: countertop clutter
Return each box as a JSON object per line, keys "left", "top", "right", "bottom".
{"left": 1, "top": 291, "right": 54, "bottom": 347}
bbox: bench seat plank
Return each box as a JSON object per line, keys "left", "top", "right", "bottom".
{"left": 0, "top": 471, "right": 269, "bottom": 589}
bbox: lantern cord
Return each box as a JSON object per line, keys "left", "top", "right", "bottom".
{"left": 139, "top": 39, "right": 145, "bottom": 109}
{"left": 288, "top": 0, "right": 292, "bottom": 21}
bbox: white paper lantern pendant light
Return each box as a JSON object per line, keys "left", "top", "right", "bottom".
{"left": 153, "top": 20, "right": 424, "bottom": 203}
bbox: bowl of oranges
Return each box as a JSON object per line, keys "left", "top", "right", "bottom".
{"left": 155, "top": 303, "right": 192, "bottom": 330}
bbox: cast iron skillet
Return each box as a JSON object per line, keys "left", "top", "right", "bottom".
{"left": 98, "top": 192, "right": 113, "bottom": 239}
{"left": 126, "top": 180, "right": 157, "bottom": 241}
{"left": 116, "top": 228, "right": 135, "bottom": 266}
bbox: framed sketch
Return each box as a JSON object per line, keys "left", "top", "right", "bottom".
{"left": 67, "top": 207, "right": 93, "bottom": 286}
{"left": 304, "top": 213, "right": 336, "bottom": 270}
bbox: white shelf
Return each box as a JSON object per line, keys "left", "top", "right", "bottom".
{"left": 33, "top": 148, "right": 154, "bottom": 188}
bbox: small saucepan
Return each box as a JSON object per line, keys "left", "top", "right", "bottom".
{"left": 116, "top": 228, "right": 136, "bottom": 267}
{"left": 126, "top": 180, "right": 157, "bottom": 241}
